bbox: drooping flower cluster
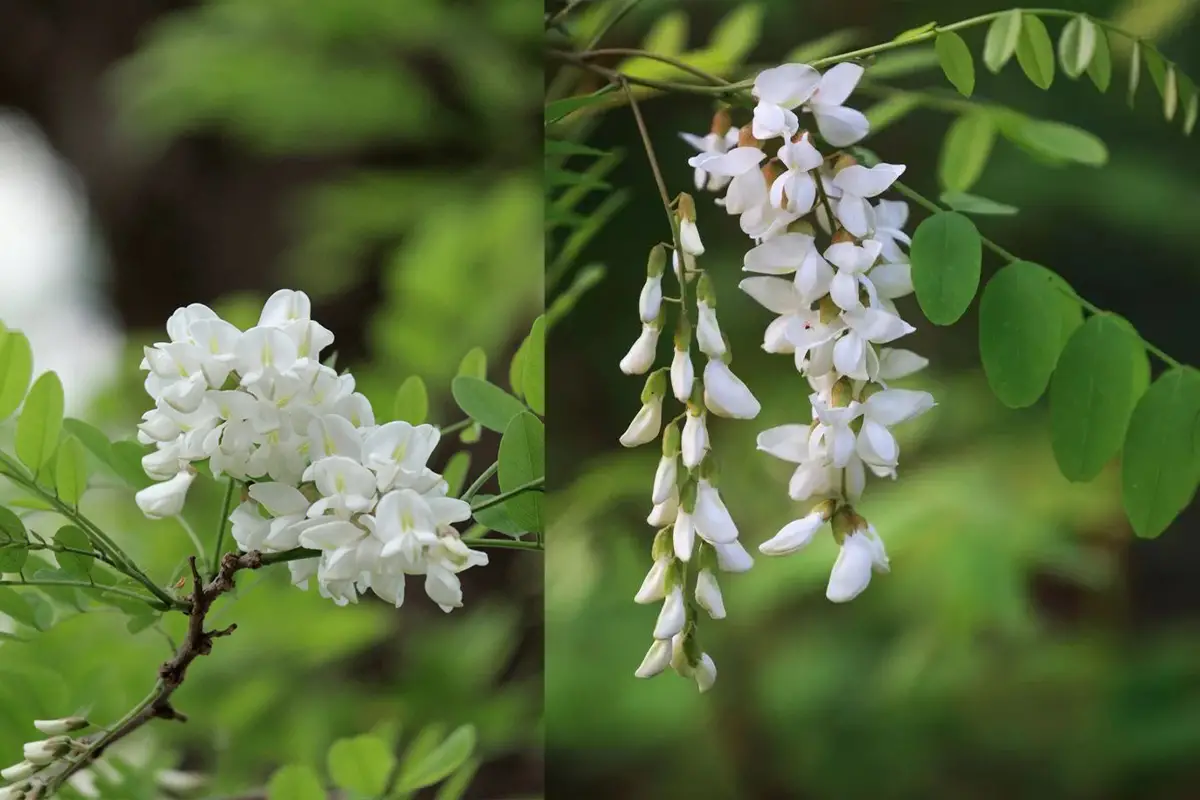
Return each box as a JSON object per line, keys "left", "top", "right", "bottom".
{"left": 0, "top": 716, "right": 90, "bottom": 798}
{"left": 685, "top": 62, "right": 935, "bottom": 603}
{"left": 619, "top": 189, "right": 760, "bottom": 692}
{"left": 136, "top": 290, "right": 487, "bottom": 611}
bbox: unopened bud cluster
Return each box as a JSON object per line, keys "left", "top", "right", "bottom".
{"left": 0, "top": 717, "right": 89, "bottom": 798}
{"left": 137, "top": 289, "right": 487, "bottom": 611}
{"left": 619, "top": 182, "right": 761, "bottom": 692}
{"left": 680, "top": 63, "right": 935, "bottom": 603}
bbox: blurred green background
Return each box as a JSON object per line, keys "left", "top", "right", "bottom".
{"left": 0, "top": 0, "right": 542, "bottom": 797}
{"left": 546, "top": 0, "right": 1200, "bottom": 798}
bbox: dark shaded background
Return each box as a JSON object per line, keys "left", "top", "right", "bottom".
{"left": 0, "top": 0, "right": 543, "bottom": 796}
{"left": 546, "top": 0, "right": 1200, "bottom": 798}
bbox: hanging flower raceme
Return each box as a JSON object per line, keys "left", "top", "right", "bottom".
{"left": 137, "top": 290, "right": 488, "bottom": 611}
{"left": 621, "top": 197, "right": 759, "bottom": 692}
{"left": 682, "top": 60, "right": 935, "bottom": 609}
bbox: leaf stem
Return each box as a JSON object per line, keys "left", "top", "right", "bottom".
{"left": 460, "top": 462, "right": 499, "bottom": 501}
{"left": 460, "top": 536, "right": 544, "bottom": 551}
{"left": 209, "top": 479, "right": 237, "bottom": 581}
{"left": 438, "top": 419, "right": 473, "bottom": 437}
{"left": 469, "top": 477, "right": 545, "bottom": 513}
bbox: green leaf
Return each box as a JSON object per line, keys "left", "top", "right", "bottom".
{"left": 1142, "top": 46, "right": 1168, "bottom": 97}
{"left": 0, "top": 506, "right": 27, "bottom": 544}
{"left": 0, "top": 504, "right": 29, "bottom": 572}
{"left": 940, "top": 191, "right": 1018, "bottom": 216}
{"left": 983, "top": 9, "right": 1023, "bottom": 73}
{"left": 0, "top": 545, "right": 28, "bottom": 573}
{"left": 53, "top": 526, "right": 93, "bottom": 578}
{"left": 267, "top": 764, "right": 325, "bottom": 800}
{"left": 706, "top": 4, "right": 764, "bottom": 64}
{"left": 0, "top": 587, "right": 40, "bottom": 629}
{"left": 1110, "top": 316, "right": 1151, "bottom": 398}
{"left": 1087, "top": 28, "right": 1112, "bottom": 91}
{"left": 522, "top": 316, "right": 546, "bottom": 417}
{"left": 393, "top": 376, "right": 429, "bottom": 426}
{"left": 1121, "top": 367, "right": 1200, "bottom": 538}
{"left": 327, "top": 735, "right": 395, "bottom": 795}
{"left": 451, "top": 377, "right": 527, "bottom": 434}
{"left": 544, "top": 139, "right": 609, "bottom": 158}
{"left": 457, "top": 348, "right": 487, "bottom": 380}
{"left": 1058, "top": 15, "right": 1097, "bottom": 79}
{"left": 1049, "top": 315, "right": 1142, "bottom": 482}
{"left": 866, "top": 48, "right": 940, "bottom": 80}
{"left": 55, "top": 437, "right": 88, "bottom": 508}
{"left": 997, "top": 116, "right": 1108, "bottom": 167}
{"left": 496, "top": 413, "right": 544, "bottom": 533}
{"left": 1128, "top": 40, "right": 1142, "bottom": 106}
{"left": 16, "top": 372, "right": 64, "bottom": 474}
{"left": 1163, "top": 65, "right": 1179, "bottom": 121}
{"left": 469, "top": 494, "right": 528, "bottom": 537}
{"left": 935, "top": 32, "right": 975, "bottom": 97}
{"left": 0, "top": 328, "right": 33, "bottom": 422}
{"left": 443, "top": 452, "right": 471, "bottom": 498}
{"left": 544, "top": 85, "right": 617, "bottom": 126}
{"left": 864, "top": 93, "right": 923, "bottom": 134}
{"left": 938, "top": 112, "right": 995, "bottom": 192}
{"left": 978, "top": 261, "right": 1071, "bottom": 408}
{"left": 642, "top": 10, "right": 687, "bottom": 55}
{"left": 398, "top": 725, "right": 477, "bottom": 792}
{"left": 893, "top": 21, "right": 937, "bottom": 43}
{"left": 1180, "top": 74, "right": 1198, "bottom": 135}
{"left": 509, "top": 337, "right": 527, "bottom": 399}
{"left": 433, "top": 758, "right": 480, "bottom": 800}
{"left": 1015, "top": 13, "right": 1055, "bottom": 89}
{"left": 909, "top": 211, "right": 982, "bottom": 326}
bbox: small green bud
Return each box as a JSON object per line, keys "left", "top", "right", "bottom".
{"left": 687, "top": 379, "right": 705, "bottom": 410}
{"left": 647, "top": 244, "right": 667, "bottom": 278}
{"left": 818, "top": 295, "right": 840, "bottom": 324}
{"left": 662, "top": 421, "right": 681, "bottom": 457}
{"left": 642, "top": 369, "right": 667, "bottom": 403}
{"left": 676, "top": 192, "right": 697, "bottom": 222}
{"left": 682, "top": 625, "right": 703, "bottom": 665}
{"left": 698, "top": 454, "right": 719, "bottom": 484}
{"left": 830, "top": 504, "right": 856, "bottom": 543}
{"left": 831, "top": 377, "right": 853, "bottom": 408}
{"left": 674, "top": 314, "right": 692, "bottom": 350}
{"left": 679, "top": 475, "right": 698, "bottom": 513}
{"left": 664, "top": 558, "right": 682, "bottom": 591}
{"left": 695, "top": 541, "right": 717, "bottom": 573}
{"left": 696, "top": 272, "right": 716, "bottom": 307}
{"left": 652, "top": 527, "right": 673, "bottom": 561}
{"left": 859, "top": 382, "right": 882, "bottom": 401}
{"left": 787, "top": 218, "right": 816, "bottom": 236}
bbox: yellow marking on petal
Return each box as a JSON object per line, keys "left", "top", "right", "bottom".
{"left": 401, "top": 511, "right": 415, "bottom": 531}
{"left": 335, "top": 475, "right": 346, "bottom": 493}
{"left": 323, "top": 434, "right": 335, "bottom": 455}
{"left": 391, "top": 443, "right": 408, "bottom": 462}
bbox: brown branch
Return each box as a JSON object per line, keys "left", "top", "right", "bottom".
{"left": 34, "top": 551, "right": 267, "bottom": 797}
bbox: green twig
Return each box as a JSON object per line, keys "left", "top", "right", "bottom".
{"left": 460, "top": 462, "right": 499, "bottom": 501}
{"left": 209, "top": 479, "right": 237, "bottom": 581}
{"left": 438, "top": 419, "right": 473, "bottom": 437}
{"left": 459, "top": 536, "right": 543, "bottom": 551}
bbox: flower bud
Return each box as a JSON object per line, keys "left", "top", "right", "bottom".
{"left": 635, "top": 639, "right": 673, "bottom": 678}
{"left": 32, "top": 717, "right": 88, "bottom": 736}
{"left": 0, "top": 761, "right": 39, "bottom": 782}
{"left": 661, "top": 420, "right": 681, "bottom": 457}
{"left": 669, "top": 344, "right": 694, "bottom": 405}
{"left": 634, "top": 557, "right": 669, "bottom": 604}
{"left": 703, "top": 359, "right": 761, "bottom": 419}
{"left": 641, "top": 369, "right": 667, "bottom": 404}
{"left": 675, "top": 194, "right": 704, "bottom": 256}
{"left": 646, "top": 244, "right": 667, "bottom": 278}
{"left": 638, "top": 274, "right": 663, "bottom": 323}
{"left": 619, "top": 323, "right": 661, "bottom": 376}
{"left": 619, "top": 396, "right": 663, "bottom": 448}
{"left": 696, "top": 299, "right": 725, "bottom": 360}
{"left": 672, "top": 508, "right": 695, "bottom": 561}
{"left": 653, "top": 585, "right": 686, "bottom": 639}
{"left": 135, "top": 469, "right": 195, "bottom": 519}
{"left": 680, "top": 409, "right": 709, "bottom": 469}
{"left": 651, "top": 453, "right": 678, "bottom": 506}
{"left": 23, "top": 737, "right": 70, "bottom": 765}
{"left": 695, "top": 568, "right": 726, "bottom": 619}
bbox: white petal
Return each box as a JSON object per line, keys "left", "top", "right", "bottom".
{"left": 700, "top": 147, "right": 767, "bottom": 177}
{"left": 694, "top": 653, "right": 718, "bottom": 692}
{"left": 832, "top": 331, "right": 868, "bottom": 379}
{"left": 715, "top": 540, "right": 754, "bottom": 573}
{"left": 846, "top": 308, "right": 915, "bottom": 344}
{"left": 670, "top": 348, "right": 694, "bottom": 404}
{"left": 654, "top": 587, "right": 687, "bottom": 639}
{"left": 673, "top": 511, "right": 695, "bottom": 561}
{"left": 829, "top": 271, "right": 861, "bottom": 312}
{"left": 794, "top": 250, "right": 834, "bottom": 304}
{"left": 753, "top": 64, "right": 821, "bottom": 106}
{"left": 835, "top": 195, "right": 874, "bottom": 238}
{"left": 680, "top": 411, "right": 708, "bottom": 468}
{"left": 758, "top": 511, "right": 825, "bottom": 556}
{"left": 814, "top": 105, "right": 870, "bottom": 147}
{"left": 815, "top": 63, "right": 864, "bottom": 105}
{"left": 652, "top": 455, "right": 678, "bottom": 506}
{"left": 635, "top": 558, "right": 669, "bottom": 604}
{"left": 619, "top": 325, "right": 660, "bottom": 376}
{"left": 692, "top": 482, "right": 739, "bottom": 544}
{"left": 679, "top": 219, "right": 705, "bottom": 256}
{"left": 299, "top": 520, "right": 364, "bottom": 550}
{"left": 738, "top": 276, "right": 803, "bottom": 314}
{"left": 752, "top": 103, "right": 799, "bottom": 140}
{"left": 755, "top": 424, "right": 811, "bottom": 463}
{"left": 869, "top": 261, "right": 913, "bottom": 299}
{"left": 833, "top": 163, "right": 906, "bottom": 199}
{"left": 743, "top": 233, "right": 815, "bottom": 274}
{"left": 695, "top": 569, "right": 726, "bottom": 619}
{"left": 619, "top": 399, "right": 662, "bottom": 448}
{"left": 826, "top": 535, "right": 875, "bottom": 602}
{"left": 635, "top": 639, "right": 673, "bottom": 678}
{"left": 844, "top": 455, "right": 866, "bottom": 501}
{"left": 639, "top": 275, "right": 663, "bottom": 323}
{"left": 696, "top": 303, "right": 725, "bottom": 358}
{"left": 864, "top": 388, "right": 935, "bottom": 426}
{"left": 781, "top": 171, "right": 817, "bottom": 215}
{"left": 856, "top": 419, "right": 899, "bottom": 466}
{"left": 248, "top": 483, "right": 311, "bottom": 517}
{"left": 702, "top": 360, "right": 761, "bottom": 420}
{"left": 877, "top": 348, "right": 928, "bottom": 380}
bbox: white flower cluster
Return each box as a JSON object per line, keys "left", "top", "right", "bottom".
{"left": 618, "top": 191, "right": 760, "bottom": 693}
{"left": 135, "top": 290, "right": 487, "bottom": 611}
{"left": 684, "top": 62, "right": 935, "bottom": 602}
{"left": 0, "top": 716, "right": 89, "bottom": 798}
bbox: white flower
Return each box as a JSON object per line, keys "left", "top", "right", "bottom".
{"left": 832, "top": 307, "right": 916, "bottom": 381}
{"left": 639, "top": 274, "right": 663, "bottom": 322}
{"left": 702, "top": 359, "right": 761, "bottom": 419}
{"left": 361, "top": 422, "right": 442, "bottom": 493}
{"left": 135, "top": 469, "right": 195, "bottom": 519}
{"left": 620, "top": 395, "right": 663, "bottom": 448}
{"left": 696, "top": 300, "right": 725, "bottom": 358}
{"left": 23, "top": 738, "right": 68, "bottom": 765}
{"left": 680, "top": 130, "right": 736, "bottom": 191}
{"left": 759, "top": 510, "right": 827, "bottom": 556}
{"left": 810, "top": 394, "right": 863, "bottom": 468}
{"left": 1, "top": 760, "right": 39, "bottom": 782}
{"left": 635, "top": 639, "right": 673, "bottom": 677}
{"left": 695, "top": 568, "right": 726, "bottom": 619}
{"left": 635, "top": 557, "right": 669, "bottom": 604}
{"left": 687, "top": 146, "right": 765, "bottom": 181}
{"left": 304, "top": 456, "right": 377, "bottom": 518}
{"left": 670, "top": 346, "right": 694, "bottom": 403}
{"left": 805, "top": 63, "right": 870, "bottom": 147}
{"left": 873, "top": 199, "right": 912, "bottom": 262}
{"left": 769, "top": 133, "right": 824, "bottom": 214}
{"left": 647, "top": 486, "right": 679, "bottom": 526}
{"left": 751, "top": 63, "right": 821, "bottom": 140}
{"left": 826, "top": 524, "right": 889, "bottom": 603}
{"left": 373, "top": 489, "right": 470, "bottom": 567}
{"left": 692, "top": 479, "right": 739, "bottom": 544}
{"left": 421, "top": 534, "right": 489, "bottom": 612}
{"left": 654, "top": 586, "right": 686, "bottom": 639}
{"left": 652, "top": 455, "right": 678, "bottom": 505}
{"left": 826, "top": 239, "right": 884, "bottom": 312}
{"left": 831, "top": 163, "right": 906, "bottom": 238}
{"left": 714, "top": 540, "right": 754, "bottom": 572}
{"left": 854, "top": 389, "right": 936, "bottom": 476}
{"left": 235, "top": 326, "right": 299, "bottom": 386}
{"left": 620, "top": 323, "right": 661, "bottom": 376}
{"left": 680, "top": 409, "right": 709, "bottom": 468}
{"left": 673, "top": 509, "right": 695, "bottom": 561}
